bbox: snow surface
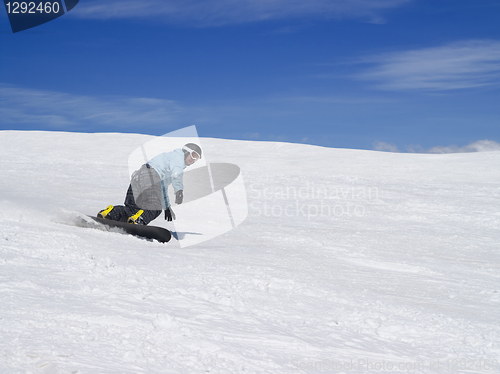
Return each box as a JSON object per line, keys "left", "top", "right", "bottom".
{"left": 0, "top": 130, "right": 499, "bottom": 374}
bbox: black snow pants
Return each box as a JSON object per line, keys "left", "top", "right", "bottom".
{"left": 107, "top": 164, "right": 163, "bottom": 225}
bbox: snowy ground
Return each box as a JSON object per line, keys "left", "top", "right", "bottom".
{"left": 0, "top": 131, "right": 499, "bottom": 374}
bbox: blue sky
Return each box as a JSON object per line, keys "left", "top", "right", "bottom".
{"left": 1, "top": 0, "right": 499, "bottom": 152}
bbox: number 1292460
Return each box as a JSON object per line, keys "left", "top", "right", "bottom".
{"left": 5, "top": 2, "right": 61, "bottom": 14}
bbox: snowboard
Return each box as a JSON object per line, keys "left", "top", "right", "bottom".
{"left": 88, "top": 216, "right": 172, "bottom": 243}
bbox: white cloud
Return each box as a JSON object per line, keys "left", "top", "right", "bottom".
{"left": 273, "top": 95, "right": 394, "bottom": 105}
{"left": 72, "top": 0, "right": 411, "bottom": 25}
{"left": 0, "top": 84, "right": 181, "bottom": 130}
{"left": 375, "top": 139, "right": 500, "bottom": 153}
{"left": 357, "top": 40, "right": 500, "bottom": 91}
{"left": 0, "top": 84, "right": 278, "bottom": 134}
{"left": 425, "top": 140, "right": 500, "bottom": 154}
{"left": 245, "top": 132, "right": 260, "bottom": 139}
{"left": 373, "top": 141, "right": 399, "bottom": 152}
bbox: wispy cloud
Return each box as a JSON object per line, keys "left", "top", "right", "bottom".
{"left": 416, "top": 140, "right": 500, "bottom": 154}
{"left": 357, "top": 40, "right": 500, "bottom": 91}
{"left": 271, "top": 95, "right": 395, "bottom": 105}
{"left": 72, "top": 0, "right": 411, "bottom": 25}
{"left": 373, "top": 141, "right": 400, "bottom": 152}
{"left": 0, "top": 84, "right": 297, "bottom": 135}
{"left": 374, "top": 139, "right": 500, "bottom": 153}
{"left": 0, "top": 84, "right": 181, "bottom": 131}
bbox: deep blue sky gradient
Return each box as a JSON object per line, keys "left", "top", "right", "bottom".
{"left": 1, "top": 0, "right": 499, "bottom": 151}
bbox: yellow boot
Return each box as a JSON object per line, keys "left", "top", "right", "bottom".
{"left": 128, "top": 210, "right": 145, "bottom": 225}
{"left": 97, "top": 205, "right": 114, "bottom": 219}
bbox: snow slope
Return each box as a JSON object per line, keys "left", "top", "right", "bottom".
{"left": 0, "top": 131, "right": 499, "bottom": 374}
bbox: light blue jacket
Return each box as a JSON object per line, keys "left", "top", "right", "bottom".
{"left": 147, "top": 148, "right": 185, "bottom": 208}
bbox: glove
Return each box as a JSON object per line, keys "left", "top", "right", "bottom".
{"left": 175, "top": 190, "right": 183, "bottom": 205}
{"left": 164, "top": 207, "right": 176, "bottom": 221}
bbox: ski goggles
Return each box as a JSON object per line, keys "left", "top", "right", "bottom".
{"left": 182, "top": 146, "right": 201, "bottom": 161}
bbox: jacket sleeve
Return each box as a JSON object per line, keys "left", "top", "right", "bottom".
{"left": 157, "top": 150, "right": 185, "bottom": 208}
{"left": 171, "top": 164, "right": 184, "bottom": 193}
{"left": 161, "top": 180, "right": 170, "bottom": 209}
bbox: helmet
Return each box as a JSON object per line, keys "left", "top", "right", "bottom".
{"left": 182, "top": 143, "right": 202, "bottom": 159}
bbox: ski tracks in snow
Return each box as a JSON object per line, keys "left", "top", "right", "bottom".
{"left": 1, "top": 132, "right": 499, "bottom": 373}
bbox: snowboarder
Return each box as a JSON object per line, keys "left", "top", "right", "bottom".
{"left": 97, "top": 143, "right": 202, "bottom": 225}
